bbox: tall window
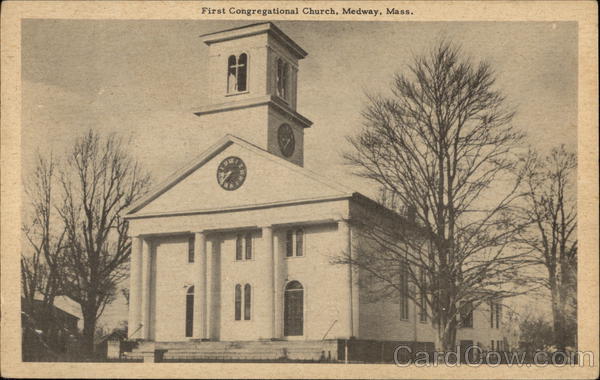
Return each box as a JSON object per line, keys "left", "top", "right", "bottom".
{"left": 285, "top": 229, "right": 304, "bottom": 257}
{"left": 234, "top": 284, "right": 242, "bottom": 320}
{"left": 234, "top": 284, "right": 252, "bottom": 321}
{"left": 495, "top": 302, "right": 501, "bottom": 329}
{"left": 284, "top": 281, "right": 304, "bottom": 336}
{"left": 460, "top": 301, "right": 473, "bottom": 328}
{"left": 235, "top": 233, "right": 252, "bottom": 261}
{"left": 399, "top": 263, "right": 409, "bottom": 320}
{"left": 419, "top": 268, "right": 427, "bottom": 322}
{"left": 276, "top": 58, "right": 289, "bottom": 100}
{"left": 227, "top": 53, "right": 247, "bottom": 93}
{"left": 244, "top": 284, "right": 252, "bottom": 320}
{"left": 185, "top": 286, "right": 195, "bottom": 337}
{"left": 188, "top": 236, "right": 195, "bottom": 263}
{"left": 490, "top": 301, "right": 501, "bottom": 329}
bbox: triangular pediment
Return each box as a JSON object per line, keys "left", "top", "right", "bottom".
{"left": 127, "top": 135, "right": 352, "bottom": 217}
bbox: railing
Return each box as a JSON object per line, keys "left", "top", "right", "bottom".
{"left": 321, "top": 319, "right": 337, "bottom": 341}
{"left": 128, "top": 323, "right": 143, "bottom": 339}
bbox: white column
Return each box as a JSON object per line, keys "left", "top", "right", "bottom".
{"left": 273, "top": 232, "right": 282, "bottom": 339}
{"left": 351, "top": 227, "right": 360, "bottom": 338}
{"left": 338, "top": 219, "right": 353, "bottom": 338}
{"left": 128, "top": 236, "right": 143, "bottom": 339}
{"left": 205, "top": 238, "right": 214, "bottom": 340}
{"left": 193, "top": 232, "right": 206, "bottom": 339}
{"left": 262, "top": 226, "right": 274, "bottom": 339}
{"left": 140, "top": 238, "right": 152, "bottom": 340}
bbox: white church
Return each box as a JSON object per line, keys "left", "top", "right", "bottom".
{"left": 124, "top": 22, "right": 507, "bottom": 362}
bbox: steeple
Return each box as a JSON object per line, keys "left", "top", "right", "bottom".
{"left": 195, "top": 22, "right": 312, "bottom": 166}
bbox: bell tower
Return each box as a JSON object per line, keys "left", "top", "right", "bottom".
{"left": 195, "top": 22, "right": 312, "bottom": 166}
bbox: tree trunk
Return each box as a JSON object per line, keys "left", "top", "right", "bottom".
{"left": 550, "top": 280, "right": 567, "bottom": 352}
{"left": 441, "top": 320, "right": 458, "bottom": 352}
{"left": 435, "top": 291, "right": 458, "bottom": 353}
{"left": 40, "top": 294, "right": 57, "bottom": 339}
{"left": 81, "top": 309, "right": 97, "bottom": 355}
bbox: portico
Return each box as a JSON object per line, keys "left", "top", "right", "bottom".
{"left": 127, "top": 206, "right": 356, "bottom": 342}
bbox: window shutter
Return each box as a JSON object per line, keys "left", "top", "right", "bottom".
{"left": 236, "top": 235, "right": 243, "bottom": 261}
{"left": 295, "top": 229, "right": 304, "bottom": 256}
{"left": 237, "top": 53, "right": 247, "bottom": 92}
{"left": 234, "top": 284, "right": 241, "bottom": 320}
{"left": 286, "top": 230, "right": 294, "bottom": 257}
{"left": 245, "top": 233, "right": 252, "bottom": 260}
{"left": 188, "top": 236, "right": 195, "bottom": 263}
{"left": 244, "top": 284, "right": 251, "bottom": 320}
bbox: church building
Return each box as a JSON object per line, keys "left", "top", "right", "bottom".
{"left": 124, "top": 22, "right": 506, "bottom": 362}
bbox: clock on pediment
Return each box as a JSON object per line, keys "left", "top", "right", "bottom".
{"left": 217, "top": 156, "right": 246, "bottom": 191}
{"left": 277, "top": 124, "right": 295, "bottom": 157}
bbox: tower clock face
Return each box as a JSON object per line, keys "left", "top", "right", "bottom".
{"left": 217, "top": 156, "right": 246, "bottom": 191}
{"left": 277, "top": 124, "right": 295, "bottom": 157}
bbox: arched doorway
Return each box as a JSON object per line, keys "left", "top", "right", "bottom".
{"left": 185, "top": 286, "right": 194, "bottom": 338}
{"left": 284, "top": 281, "right": 304, "bottom": 336}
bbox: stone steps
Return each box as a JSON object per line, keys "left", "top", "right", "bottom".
{"left": 130, "top": 339, "right": 339, "bottom": 361}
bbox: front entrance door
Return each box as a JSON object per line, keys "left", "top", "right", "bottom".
{"left": 284, "top": 281, "right": 303, "bottom": 336}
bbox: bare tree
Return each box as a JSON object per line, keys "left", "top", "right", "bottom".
{"left": 343, "top": 41, "right": 532, "bottom": 350}
{"left": 514, "top": 146, "right": 577, "bottom": 350}
{"left": 57, "top": 130, "right": 151, "bottom": 353}
{"left": 21, "top": 154, "right": 66, "bottom": 337}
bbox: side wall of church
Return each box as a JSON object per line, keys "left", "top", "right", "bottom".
{"left": 456, "top": 305, "right": 507, "bottom": 351}
{"left": 349, "top": 199, "right": 506, "bottom": 349}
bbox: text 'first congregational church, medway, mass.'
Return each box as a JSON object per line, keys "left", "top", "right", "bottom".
{"left": 123, "top": 22, "right": 506, "bottom": 362}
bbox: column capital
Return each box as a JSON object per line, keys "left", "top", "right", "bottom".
{"left": 193, "top": 231, "right": 207, "bottom": 239}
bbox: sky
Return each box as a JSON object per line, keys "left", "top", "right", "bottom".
{"left": 21, "top": 20, "right": 577, "bottom": 328}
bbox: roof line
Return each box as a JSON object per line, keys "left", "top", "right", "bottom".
{"left": 125, "top": 134, "right": 353, "bottom": 215}
{"left": 199, "top": 22, "right": 271, "bottom": 38}
{"left": 125, "top": 135, "right": 234, "bottom": 215}
{"left": 200, "top": 22, "right": 307, "bottom": 59}
{"left": 125, "top": 193, "right": 355, "bottom": 220}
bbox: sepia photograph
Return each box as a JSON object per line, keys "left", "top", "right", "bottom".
{"left": 1, "top": 1, "right": 598, "bottom": 379}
